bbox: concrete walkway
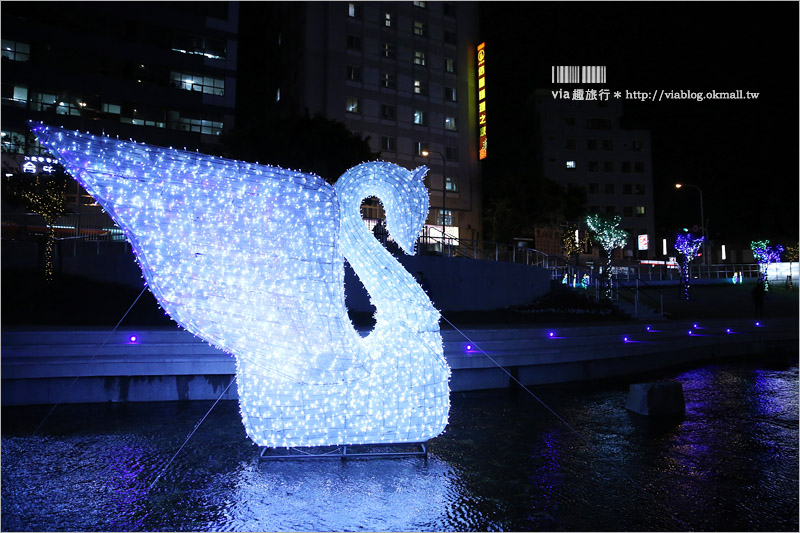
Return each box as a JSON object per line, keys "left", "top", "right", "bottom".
{"left": 2, "top": 282, "right": 796, "bottom": 406}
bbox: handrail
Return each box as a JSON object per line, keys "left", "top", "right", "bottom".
{"left": 615, "top": 278, "right": 664, "bottom": 318}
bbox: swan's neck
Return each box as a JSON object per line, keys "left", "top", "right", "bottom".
{"left": 341, "top": 212, "right": 439, "bottom": 334}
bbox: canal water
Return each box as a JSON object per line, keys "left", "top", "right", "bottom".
{"left": 2, "top": 357, "right": 797, "bottom": 532}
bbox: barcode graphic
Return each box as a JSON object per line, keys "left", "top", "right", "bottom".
{"left": 551, "top": 66, "right": 607, "bottom": 84}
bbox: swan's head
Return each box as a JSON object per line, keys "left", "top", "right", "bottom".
{"left": 335, "top": 162, "right": 430, "bottom": 255}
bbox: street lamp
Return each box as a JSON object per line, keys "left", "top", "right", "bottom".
{"left": 675, "top": 182, "right": 707, "bottom": 264}
{"left": 421, "top": 150, "right": 446, "bottom": 250}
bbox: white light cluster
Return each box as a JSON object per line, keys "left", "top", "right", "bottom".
{"left": 31, "top": 123, "right": 450, "bottom": 448}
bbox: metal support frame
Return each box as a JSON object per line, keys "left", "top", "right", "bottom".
{"left": 259, "top": 442, "right": 428, "bottom": 461}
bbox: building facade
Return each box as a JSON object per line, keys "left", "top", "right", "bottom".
{"left": 245, "top": 1, "right": 483, "bottom": 248}
{"left": 2, "top": 2, "right": 239, "bottom": 211}
{"left": 534, "top": 90, "right": 657, "bottom": 260}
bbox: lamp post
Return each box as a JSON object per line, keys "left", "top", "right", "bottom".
{"left": 675, "top": 182, "right": 707, "bottom": 264}
{"left": 422, "top": 150, "right": 446, "bottom": 250}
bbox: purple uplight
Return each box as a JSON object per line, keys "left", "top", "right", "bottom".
{"left": 465, "top": 344, "right": 473, "bottom": 352}
{"left": 128, "top": 334, "right": 139, "bottom": 343}
{"left": 623, "top": 336, "right": 629, "bottom": 343}
{"left": 548, "top": 331, "right": 555, "bottom": 338}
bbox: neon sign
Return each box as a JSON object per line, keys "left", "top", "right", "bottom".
{"left": 477, "top": 42, "right": 487, "bottom": 160}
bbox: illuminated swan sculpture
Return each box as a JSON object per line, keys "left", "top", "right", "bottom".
{"left": 31, "top": 123, "right": 450, "bottom": 448}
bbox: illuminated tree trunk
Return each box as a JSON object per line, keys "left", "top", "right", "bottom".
{"left": 603, "top": 253, "right": 613, "bottom": 300}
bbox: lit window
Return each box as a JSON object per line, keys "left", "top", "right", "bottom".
{"left": 439, "top": 209, "right": 454, "bottom": 226}
{"left": 102, "top": 103, "right": 121, "bottom": 114}
{"left": 382, "top": 43, "right": 395, "bottom": 58}
{"left": 444, "top": 116, "right": 457, "bottom": 131}
{"left": 413, "top": 80, "right": 426, "bottom": 95}
{"left": 445, "top": 177, "right": 457, "bottom": 192}
{"left": 346, "top": 98, "right": 360, "bottom": 114}
{"left": 381, "top": 73, "right": 395, "bottom": 89}
{"left": 565, "top": 160, "right": 576, "bottom": 169}
{"left": 413, "top": 110, "right": 426, "bottom": 125}
{"left": 414, "top": 21, "right": 426, "bottom": 37}
{"left": 348, "top": 2, "right": 358, "bottom": 18}
{"left": 414, "top": 141, "right": 429, "bottom": 155}
{"left": 445, "top": 57, "right": 456, "bottom": 73}
{"left": 1, "top": 83, "right": 28, "bottom": 104}
{"left": 171, "top": 34, "right": 226, "bottom": 60}
{"left": 635, "top": 206, "right": 646, "bottom": 217}
{"left": 170, "top": 72, "right": 225, "bottom": 96}
{"left": 414, "top": 51, "right": 426, "bottom": 66}
{"left": 413, "top": 1, "right": 427, "bottom": 8}
{"left": 2, "top": 39, "right": 30, "bottom": 62}
{"left": 276, "top": 88, "right": 281, "bottom": 102}
{"left": 384, "top": 12, "right": 393, "bottom": 27}
{"left": 1, "top": 130, "right": 27, "bottom": 154}
{"left": 171, "top": 114, "right": 222, "bottom": 135}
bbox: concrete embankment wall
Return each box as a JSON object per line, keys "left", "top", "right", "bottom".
{"left": 3, "top": 317, "right": 795, "bottom": 406}
{"left": 1, "top": 240, "right": 552, "bottom": 313}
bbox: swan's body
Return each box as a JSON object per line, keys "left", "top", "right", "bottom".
{"left": 31, "top": 123, "right": 450, "bottom": 447}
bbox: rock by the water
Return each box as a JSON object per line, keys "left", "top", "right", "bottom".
{"left": 625, "top": 381, "right": 685, "bottom": 416}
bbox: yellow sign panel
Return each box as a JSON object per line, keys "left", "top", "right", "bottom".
{"left": 477, "top": 42, "right": 487, "bottom": 160}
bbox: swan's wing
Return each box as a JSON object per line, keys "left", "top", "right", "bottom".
{"left": 31, "top": 123, "right": 361, "bottom": 381}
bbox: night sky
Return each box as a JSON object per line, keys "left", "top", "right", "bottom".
{"left": 479, "top": 1, "right": 799, "bottom": 245}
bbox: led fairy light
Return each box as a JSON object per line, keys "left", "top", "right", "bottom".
{"left": 675, "top": 232, "right": 704, "bottom": 300}
{"left": 585, "top": 214, "right": 628, "bottom": 300}
{"left": 30, "top": 122, "right": 450, "bottom": 448}
{"left": 750, "top": 240, "right": 784, "bottom": 290}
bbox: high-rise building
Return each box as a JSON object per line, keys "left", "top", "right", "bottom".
{"left": 2, "top": 1, "right": 239, "bottom": 209}
{"left": 533, "top": 90, "right": 656, "bottom": 259}
{"left": 239, "top": 1, "right": 483, "bottom": 248}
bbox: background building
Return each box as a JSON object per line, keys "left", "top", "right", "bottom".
{"left": 533, "top": 89, "right": 656, "bottom": 260}
{"left": 2, "top": 1, "right": 239, "bottom": 212}
{"left": 238, "top": 1, "right": 483, "bottom": 249}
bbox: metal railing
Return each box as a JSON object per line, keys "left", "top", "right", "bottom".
{"left": 2, "top": 212, "right": 124, "bottom": 242}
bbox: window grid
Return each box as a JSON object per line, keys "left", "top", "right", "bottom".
{"left": 2, "top": 39, "right": 30, "bottom": 62}
{"left": 170, "top": 71, "right": 225, "bottom": 96}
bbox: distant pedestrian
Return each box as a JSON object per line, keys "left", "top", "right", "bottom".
{"left": 752, "top": 279, "right": 765, "bottom": 318}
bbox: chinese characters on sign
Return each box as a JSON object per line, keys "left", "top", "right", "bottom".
{"left": 477, "top": 42, "right": 487, "bottom": 160}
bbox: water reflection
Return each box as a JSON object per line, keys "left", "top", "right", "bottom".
{"left": 2, "top": 359, "right": 797, "bottom": 532}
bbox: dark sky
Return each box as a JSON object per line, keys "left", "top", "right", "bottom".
{"left": 479, "top": 1, "right": 799, "bottom": 244}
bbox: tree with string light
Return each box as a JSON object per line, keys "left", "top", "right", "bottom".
{"left": 750, "top": 240, "right": 784, "bottom": 291}
{"left": 585, "top": 214, "right": 628, "bottom": 300}
{"left": 784, "top": 244, "right": 798, "bottom": 291}
{"left": 562, "top": 223, "right": 589, "bottom": 287}
{"left": 3, "top": 167, "right": 68, "bottom": 282}
{"left": 675, "top": 232, "right": 704, "bottom": 300}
